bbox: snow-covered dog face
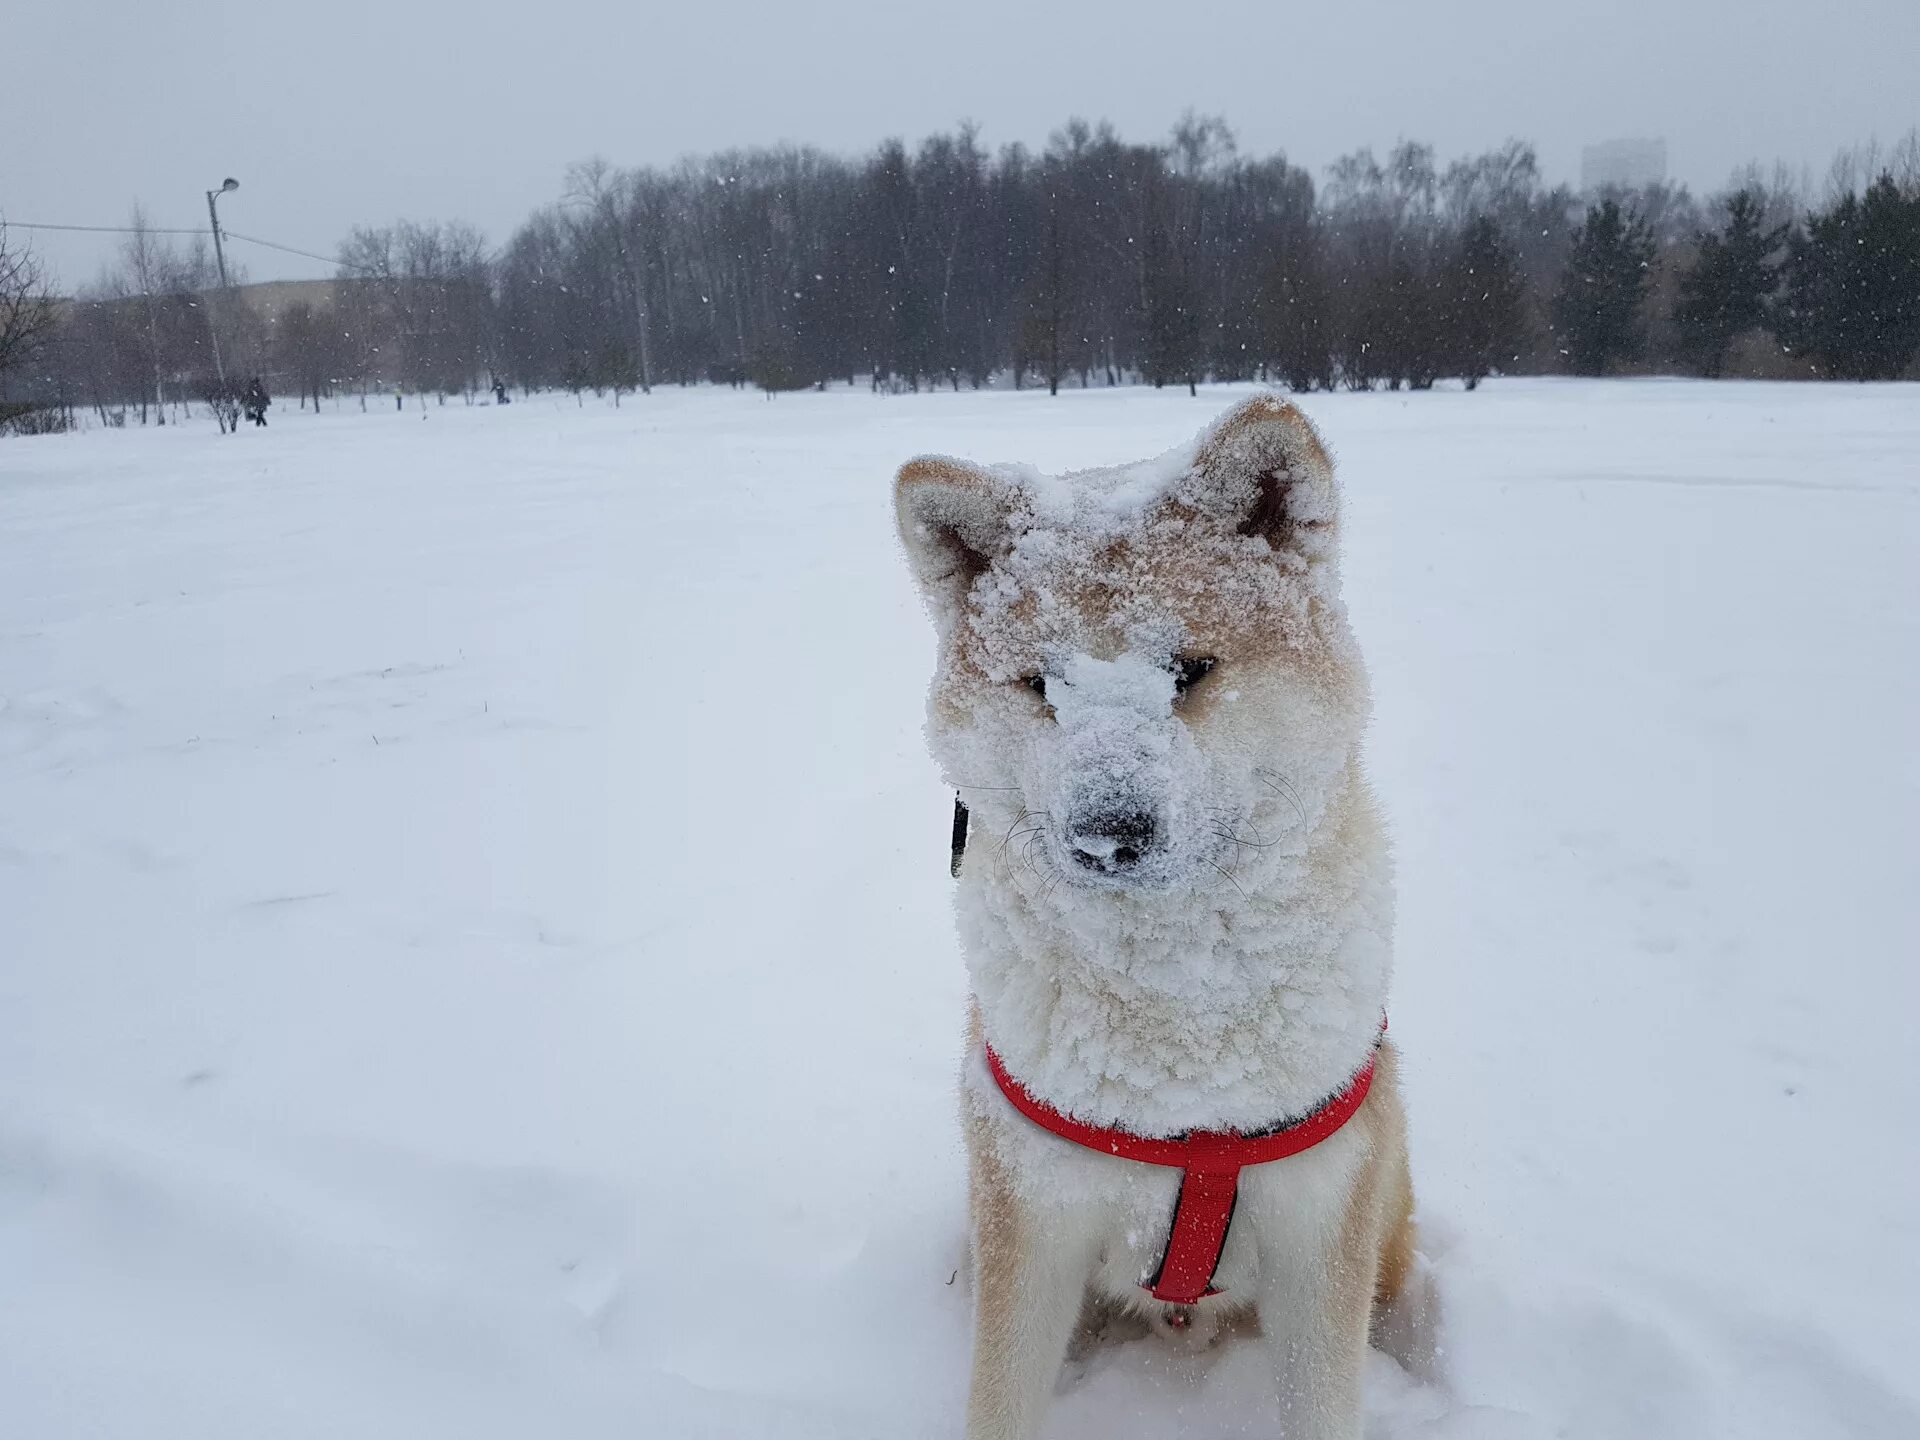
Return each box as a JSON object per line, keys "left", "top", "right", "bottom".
{"left": 897, "top": 397, "right": 1368, "bottom": 900}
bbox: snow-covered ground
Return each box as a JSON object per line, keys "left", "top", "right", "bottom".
{"left": 2, "top": 380, "right": 1915, "bottom": 1438}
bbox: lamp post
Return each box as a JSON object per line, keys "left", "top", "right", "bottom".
{"left": 205, "top": 178, "right": 239, "bottom": 423}
{"left": 206, "top": 177, "right": 238, "bottom": 287}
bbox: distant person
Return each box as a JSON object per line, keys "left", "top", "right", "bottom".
{"left": 243, "top": 377, "right": 270, "bottom": 428}
{"left": 493, "top": 380, "right": 510, "bottom": 405}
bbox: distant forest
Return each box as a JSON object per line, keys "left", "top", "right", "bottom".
{"left": 4, "top": 119, "right": 1919, "bottom": 426}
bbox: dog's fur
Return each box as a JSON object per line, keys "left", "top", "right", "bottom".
{"left": 896, "top": 396, "right": 1413, "bottom": 1440}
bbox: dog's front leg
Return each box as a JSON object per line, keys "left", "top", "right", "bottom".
{"left": 965, "top": 1218, "right": 1089, "bottom": 1440}
{"left": 1254, "top": 1239, "right": 1375, "bottom": 1440}
{"left": 965, "top": 1138, "right": 1094, "bottom": 1440}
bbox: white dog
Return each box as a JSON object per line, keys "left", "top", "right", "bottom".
{"left": 896, "top": 395, "right": 1413, "bottom": 1440}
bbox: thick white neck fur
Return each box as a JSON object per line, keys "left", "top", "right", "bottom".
{"left": 960, "top": 761, "right": 1392, "bottom": 1136}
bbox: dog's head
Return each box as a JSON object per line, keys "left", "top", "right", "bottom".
{"left": 897, "top": 396, "right": 1368, "bottom": 901}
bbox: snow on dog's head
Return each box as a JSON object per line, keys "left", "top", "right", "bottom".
{"left": 896, "top": 395, "right": 1368, "bottom": 905}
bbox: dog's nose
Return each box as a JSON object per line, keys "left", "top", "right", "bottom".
{"left": 1068, "top": 810, "right": 1158, "bottom": 871}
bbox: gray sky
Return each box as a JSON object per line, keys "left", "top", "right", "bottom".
{"left": 6, "top": 0, "right": 1916, "bottom": 290}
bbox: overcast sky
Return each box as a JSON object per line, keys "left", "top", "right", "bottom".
{"left": 6, "top": 0, "right": 1916, "bottom": 290}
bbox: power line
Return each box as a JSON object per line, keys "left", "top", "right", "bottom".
{"left": 4, "top": 218, "right": 380, "bottom": 275}
{"left": 7, "top": 220, "right": 207, "bottom": 235}
{"left": 224, "top": 229, "right": 378, "bottom": 274}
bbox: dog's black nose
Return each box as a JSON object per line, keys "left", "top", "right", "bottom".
{"left": 1068, "top": 810, "right": 1158, "bottom": 871}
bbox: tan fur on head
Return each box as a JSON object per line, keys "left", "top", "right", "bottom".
{"left": 893, "top": 396, "right": 1368, "bottom": 920}
{"left": 895, "top": 397, "right": 1343, "bottom": 656}
{"left": 1183, "top": 393, "right": 1339, "bottom": 558}
{"left": 895, "top": 457, "right": 1016, "bottom": 633}
{"left": 1194, "top": 393, "right": 1333, "bottom": 476}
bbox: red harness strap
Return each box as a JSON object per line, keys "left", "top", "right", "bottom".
{"left": 983, "top": 1033, "right": 1381, "bottom": 1306}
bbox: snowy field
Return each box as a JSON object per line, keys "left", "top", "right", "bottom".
{"left": 2, "top": 379, "right": 1916, "bottom": 1439}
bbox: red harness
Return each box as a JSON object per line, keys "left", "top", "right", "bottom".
{"left": 983, "top": 1031, "right": 1382, "bottom": 1306}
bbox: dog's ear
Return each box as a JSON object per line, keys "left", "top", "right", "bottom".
{"left": 895, "top": 455, "right": 1016, "bottom": 623}
{"left": 1185, "top": 395, "right": 1339, "bottom": 560}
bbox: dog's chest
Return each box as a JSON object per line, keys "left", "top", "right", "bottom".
{"left": 956, "top": 822, "right": 1395, "bottom": 1139}
{"left": 968, "top": 1065, "right": 1365, "bottom": 1304}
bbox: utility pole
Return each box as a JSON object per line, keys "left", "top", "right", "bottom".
{"left": 205, "top": 177, "right": 239, "bottom": 427}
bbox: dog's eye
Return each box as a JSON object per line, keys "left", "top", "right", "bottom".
{"left": 1022, "top": 675, "right": 1048, "bottom": 700}
{"left": 1173, "top": 657, "right": 1217, "bottom": 696}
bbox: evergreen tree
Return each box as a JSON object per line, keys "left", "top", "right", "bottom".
{"left": 1552, "top": 201, "right": 1655, "bottom": 375}
{"left": 1443, "top": 217, "right": 1525, "bottom": 388}
{"left": 1673, "top": 191, "right": 1785, "bottom": 377}
{"left": 1779, "top": 175, "right": 1920, "bottom": 380}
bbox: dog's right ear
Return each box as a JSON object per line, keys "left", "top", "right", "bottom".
{"left": 895, "top": 456, "right": 1015, "bottom": 625}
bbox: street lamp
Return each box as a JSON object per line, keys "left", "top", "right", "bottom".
{"left": 204, "top": 177, "right": 239, "bottom": 423}
{"left": 206, "top": 177, "right": 238, "bottom": 288}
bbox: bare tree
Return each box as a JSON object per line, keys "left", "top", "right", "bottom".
{"left": 338, "top": 220, "right": 494, "bottom": 400}
{"left": 119, "top": 205, "right": 171, "bottom": 423}
{"left": 1722, "top": 159, "right": 1809, "bottom": 236}
{"left": 275, "top": 300, "right": 350, "bottom": 411}
{"left": 565, "top": 159, "right": 653, "bottom": 393}
{"left": 1895, "top": 128, "right": 1920, "bottom": 194}
{"left": 0, "top": 220, "right": 58, "bottom": 401}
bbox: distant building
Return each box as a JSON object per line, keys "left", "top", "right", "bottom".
{"left": 1580, "top": 138, "right": 1668, "bottom": 192}
{"left": 233, "top": 277, "right": 353, "bottom": 327}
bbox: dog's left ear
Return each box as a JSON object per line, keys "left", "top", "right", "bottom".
{"left": 895, "top": 455, "right": 1017, "bottom": 626}
{"left": 1184, "top": 395, "right": 1339, "bottom": 560}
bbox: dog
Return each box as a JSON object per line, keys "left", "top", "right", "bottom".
{"left": 895, "top": 395, "right": 1413, "bottom": 1440}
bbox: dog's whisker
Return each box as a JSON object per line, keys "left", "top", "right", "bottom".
{"left": 1211, "top": 829, "right": 1270, "bottom": 852}
{"left": 1202, "top": 856, "right": 1249, "bottom": 901}
{"left": 1208, "top": 812, "right": 1274, "bottom": 848}
{"left": 1207, "top": 805, "right": 1273, "bottom": 846}
{"left": 1022, "top": 835, "right": 1047, "bottom": 880}
{"left": 999, "top": 824, "right": 1045, "bottom": 853}
{"left": 1205, "top": 810, "right": 1276, "bottom": 852}
{"left": 999, "top": 846, "right": 1038, "bottom": 895}
{"left": 1000, "top": 810, "right": 1041, "bottom": 847}
{"left": 1255, "top": 766, "right": 1304, "bottom": 804}
{"left": 1255, "top": 767, "right": 1308, "bottom": 825}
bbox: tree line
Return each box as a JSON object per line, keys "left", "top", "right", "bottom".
{"left": 0, "top": 211, "right": 497, "bottom": 428}
{"left": 4, "top": 121, "right": 1918, "bottom": 427}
